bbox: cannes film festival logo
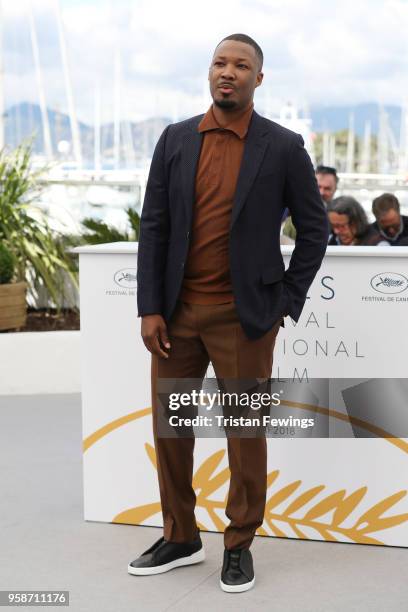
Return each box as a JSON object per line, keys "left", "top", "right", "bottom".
{"left": 114, "top": 268, "right": 137, "bottom": 288}
{"left": 370, "top": 272, "right": 408, "bottom": 294}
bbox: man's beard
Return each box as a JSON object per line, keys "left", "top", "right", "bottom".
{"left": 214, "top": 98, "right": 238, "bottom": 110}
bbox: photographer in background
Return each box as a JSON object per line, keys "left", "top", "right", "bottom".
{"left": 282, "top": 165, "right": 338, "bottom": 241}
{"left": 371, "top": 193, "right": 408, "bottom": 245}
{"left": 328, "top": 196, "right": 388, "bottom": 246}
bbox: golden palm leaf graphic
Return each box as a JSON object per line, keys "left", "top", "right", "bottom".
{"left": 112, "top": 445, "right": 408, "bottom": 545}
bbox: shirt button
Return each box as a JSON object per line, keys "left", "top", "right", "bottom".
{"left": 181, "top": 262, "right": 185, "bottom": 268}
{"left": 186, "top": 231, "right": 190, "bottom": 238}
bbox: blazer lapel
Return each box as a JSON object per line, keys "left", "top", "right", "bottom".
{"left": 180, "top": 120, "right": 203, "bottom": 227}
{"left": 231, "top": 111, "right": 269, "bottom": 228}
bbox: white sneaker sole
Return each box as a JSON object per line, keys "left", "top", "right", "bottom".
{"left": 220, "top": 576, "right": 255, "bottom": 593}
{"left": 128, "top": 547, "right": 205, "bottom": 576}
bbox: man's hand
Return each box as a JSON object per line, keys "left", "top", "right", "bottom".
{"left": 141, "top": 314, "right": 171, "bottom": 358}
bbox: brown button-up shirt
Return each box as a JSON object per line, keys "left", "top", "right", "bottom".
{"left": 180, "top": 103, "right": 253, "bottom": 304}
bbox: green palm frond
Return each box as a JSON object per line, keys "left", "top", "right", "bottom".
{"left": 81, "top": 206, "right": 140, "bottom": 244}
{"left": 0, "top": 140, "right": 78, "bottom": 309}
{"left": 81, "top": 218, "right": 127, "bottom": 244}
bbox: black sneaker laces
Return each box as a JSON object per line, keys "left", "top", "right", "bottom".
{"left": 228, "top": 550, "right": 241, "bottom": 570}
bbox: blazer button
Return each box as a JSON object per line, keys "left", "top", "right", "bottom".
{"left": 186, "top": 231, "right": 190, "bottom": 238}
{"left": 181, "top": 261, "right": 185, "bottom": 268}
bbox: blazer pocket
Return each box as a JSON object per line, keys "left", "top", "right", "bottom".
{"left": 261, "top": 263, "right": 285, "bottom": 284}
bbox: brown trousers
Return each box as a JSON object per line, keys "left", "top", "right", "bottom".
{"left": 151, "top": 300, "right": 281, "bottom": 550}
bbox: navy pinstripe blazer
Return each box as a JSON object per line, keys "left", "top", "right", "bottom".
{"left": 137, "top": 110, "right": 329, "bottom": 340}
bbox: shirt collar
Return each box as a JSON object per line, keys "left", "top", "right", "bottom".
{"left": 198, "top": 103, "right": 254, "bottom": 139}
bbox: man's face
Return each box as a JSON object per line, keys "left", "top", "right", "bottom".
{"left": 316, "top": 172, "right": 337, "bottom": 203}
{"left": 328, "top": 212, "right": 355, "bottom": 245}
{"left": 209, "top": 40, "right": 263, "bottom": 111}
{"left": 376, "top": 208, "right": 401, "bottom": 238}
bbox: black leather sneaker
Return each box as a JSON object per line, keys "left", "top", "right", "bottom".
{"left": 220, "top": 548, "right": 255, "bottom": 593}
{"left": 128, "top": 533, "right": 205, "bottom": 576}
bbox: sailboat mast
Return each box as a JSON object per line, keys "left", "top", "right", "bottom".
{"left": 398, "top": 102, "right": 408, "bottom": 174}
{"left": 54, "top": 0, "right": 82, "bottom": 167}
{"left": 346, "top": 112, "right": 355, "bottom": 173}
{"left": 113, "top": 49, "right": 121, "bottom": 169}
{"left": 360, "top": 120, "right": 371, "bottom": 173}
{"left": 28, "top": 0, "right": 52, "bottom": 159}
{"left": 94, "top": 80, "right": 101, "bottom": 172}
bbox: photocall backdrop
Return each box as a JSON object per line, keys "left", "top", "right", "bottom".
{"left": 75, "top": 243, "right": 408, "bottom": 547}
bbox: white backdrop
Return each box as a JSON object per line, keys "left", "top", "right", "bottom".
{"left": 76, "top": 243, "right": 408, "bottom": 547}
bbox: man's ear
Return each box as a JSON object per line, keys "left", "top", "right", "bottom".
{"left": 255, "top": 72, "right": 264, "bottom": 88}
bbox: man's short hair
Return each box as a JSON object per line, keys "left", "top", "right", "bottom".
{"left": 216, "top": 33, "right": 263, "bottom": 70}
{"left": 315, "top": 165, "right": 339, "bottom": 183}
{"left": 372, "top": 193, "right": 400, "bottom": 218}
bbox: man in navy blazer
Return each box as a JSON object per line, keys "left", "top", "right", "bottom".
{"left": 131, "top": 33, "right": 328, "bottom": 592}
{"left": 136, "top": 105, "right": 328, "bottom": 341}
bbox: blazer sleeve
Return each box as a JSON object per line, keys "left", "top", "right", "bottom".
{"left": 282, "top": 134, "right": 329, "bottom": 321}
{"left": 136, "top": 125, "right": 171, "bottom": 317}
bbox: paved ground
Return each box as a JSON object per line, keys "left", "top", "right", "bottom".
{"left": 0, "top": 393, "right": 407, "bottom": 611}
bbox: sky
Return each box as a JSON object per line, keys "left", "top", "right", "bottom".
{"left": 2, "top": 0, "right": 408, "bottom": 125}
